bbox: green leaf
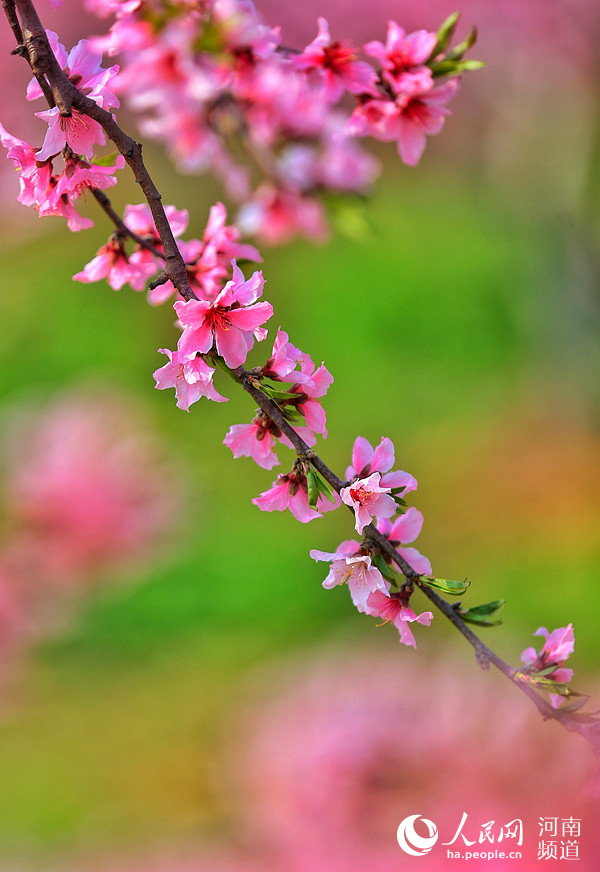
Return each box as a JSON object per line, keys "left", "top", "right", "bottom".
{"left": 280, "top": 406, "right": 305, "bottom": 424}
{"left": 529, "top": 677, "right": 570, "bottom": 695}
{"left": 262, "top": 386, "right": 300, "bottom": 401}
{"left": 307, "top": 468, "right": 319, "bottom": 509}
{"left": 331, "top": 203, "right": 373, "bottom": 242}
{"left": 430, "top": 59, "right": 486, "bottom": 78}
{"left": 459, "top": 600, "right": 505, "bottom": 626}
{"left": 444, "top": 26, "right": 478, "bottom": 62}
{"left": 312, "top": 468, "right": 337, "bottom": 504}
{"left": 461, "top": 614, "right": 503, "bottom": 627}
{"left": 92, "top": 151, "right": 119, "bottom": 167}
{"left": 430, "top": 11, "right": 460, "bottom": 58}
{"left": 372, "top": 553, "right": 397, "bottom": 584}
{"left": 533, "top": 664, "right": 565, "bottom": 679}
{"left": 423, "top": 576, "right": 470, "bottom": 595}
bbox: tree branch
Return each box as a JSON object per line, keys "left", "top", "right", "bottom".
{"left": 90, "top": 188, "right": 165, "bottom": 259}
{"left": 4, "top": 0, "right": 597, "bottom": 753}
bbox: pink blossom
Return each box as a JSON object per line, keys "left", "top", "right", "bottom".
{"left": 345, "top": 97, "right": 401, "bottom": 143}
{"left": 376, "top": 508, "right": 432, "bottom": 576}
{"left": 310, "top": 541, "right": 389, "bottom": 613}
{"left": 262, "top": 328, "right": 307, "bottom": 382}
{"left": 38, "top": 189, "right": 94, "bottom": 231}
{"left": 0, "top": 124, "right": 53, "bottom": 208}
{"left": 345, "top": 434, "right": 418, "bottom": 494}
{"left": 54, "top": 153, "right": 125, "bottom": 199}
{"left": 84, "top": 0, "right": 141, "bottom": 17}
{"left": 224, "top": 418, "right": 281, "bottom": 470}
{"left": 364, "top": 22, "right": 437, "bottom": 93}
{"left": 253, "top": 470, "right": 337, "bottom": 523}
{"left": 28, "top": 33, "right": 120, "bottom": 162}
{"left": 317, "top": 137, "right": 380, "bottom": 192}
{"left": 27, "top": 32, "right": 120, "bottom": 111}
{"left": 393, "top": 77, "right": 459, "bottom": 165}
{"left": 272, "top": 354, "right": 334, "bottom": 441}
{"left": 125, "top": 202, "right": 188, "bottom": 239}
{"left": 521, "top": 623, "right": 575, "bottom": 687}
{"left": 294, "top": 18, "right": 379, "bottom": 103}
{"left": 35, "top": 106, "right": 108, "bottom": 162}
{"left": 175, "top": 261, "right": 272, "bottom": 368}
{"left": 73, "top": 237, "right": 157, "bottom": 290}
{"left": 366, "top": 589, "right": 433, "bottom": 648}
{"left": 4, "top": 389, "right": 182, "bottom": 586}
{"left": 0, "top": 124, "right": 121, "bottom": 230}
{"left": 237, "top": 185, "right": 328, "bottom": 245}
{"left": 120, "top": 203, "right": 188, "bottom": 302}
{"left": 340, "top": 472, "right": 397, "bottom": 535}
{"left": 347, "top": 77, "right": 459, "bottom": 166}
{"left": 203, "top": 201, "right": 261, "bottom": 264}
{"left": 147, "top": 203, "right": 262, "bottom": 306}
{"left": 153, "top": 348, "right": 227, "bottom": 411}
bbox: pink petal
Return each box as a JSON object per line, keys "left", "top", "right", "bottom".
{"left": 289, "top": 489, "right": 322, "bottom": 523}
{"left": 397, "top": 546, "right": 432, "bottom": 577}
{"left": 177, "top": 322, "right": 214, "bottom": 356}
{"left": 370, "top": 436, "right": 395, "bottom": 473}
{"left": 227, "top": 300, "right": 273, "bottom": 331}
{"left": 389, "top": 506, "right": 423, "bottom": 544}
{"left": 396, "top": 117, "right": 427, "bottom": 166}
{"left": 350, "top": 435, "right": 374, "bottom": 477}
{"left": 215, "top": 325, "right": 251, "bottom": 368}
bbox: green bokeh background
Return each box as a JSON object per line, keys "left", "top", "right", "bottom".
{"left": 0, "top": 27, "right": 599, "bottom": 864}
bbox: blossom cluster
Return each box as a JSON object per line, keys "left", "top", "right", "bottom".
{"left": 79, "top": 0, "right": 478, "bottom": 243}
{"left": 0, "top": 30, "right": 122, "bottom": 230}
{"left": 521, "top": 624, "right": 576, "bottom": 709}
{"left": 74, "top": 199, "right": 261, "bottom": 305}
{"left": 139, "top": 225, "right": 434, "bottom": 644}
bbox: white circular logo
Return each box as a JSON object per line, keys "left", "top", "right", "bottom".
{"left": 397, "top": 815, "right": 439, "bottom": 856}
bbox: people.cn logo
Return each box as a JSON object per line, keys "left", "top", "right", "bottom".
{"left": 396, "top": 815, "right": 439, "bottom": 856}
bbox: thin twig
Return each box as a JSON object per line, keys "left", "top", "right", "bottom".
{"left": 90, "top": 189, "right": 165, "bottom": 259}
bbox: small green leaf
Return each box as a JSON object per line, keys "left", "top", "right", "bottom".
{"left": 459, "top": 600, "right": 505, "bottom": 626}
{"left": 461, "top": 614, "right": 503, "bottom": 627}
{"left": 529, "top": 677, "right": 570, "bottom": 695}
{"left": 423, "top": 576, "right": 470, "bottom": 595}
{"left": 92, "top": 151, "right": 119, "bottom": 167}
{"left": 331, "top": 202, "right": 373, "bottom": 242}
{"left": 430, "top": 59, "right": 486, "bottom": 78}
{"left": 312, "top": 468, "right": 336, "bottom": 504}
{"left": 262, "top": 386, "right": 300, "bottom": 401}
{"left": 430, "top": 11, "right": 460, "bottom": 58}
{"left": 444, "top": 26, "right": 478, "bottom": 62}
{"left": 533, "top": 664, "right": 565, "bottom": 679}
{"left": 307, "top": 468, "right": 319, "bottom": 509}
{"left": 281, "top": 406, "right": 304, "bottom": 424}
{"left": 372, "top": 553, "right": 397, "bottom": 584}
